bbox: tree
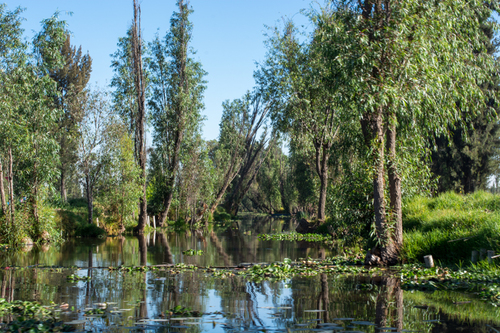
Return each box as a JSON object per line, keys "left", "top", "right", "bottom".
{"left": 431, "top": 5, "right": 500, "bottom": 194}
{"left": 0, "top": 4, "right": 25, "bottom": 222}
{"left": 97, "top": 121, "right": 142, "bottom": 232}
{"left": 256, "top": 19, "right": 348, "bottom": 221}
{"left": 223, "top": 93, "right": 275, "bottom": 217}
{"left": 130, "top": 0, "right": 148, "bottom": 234}
{"left": 78, "top": 87, "right": 112, "bottom": 225}
{"left": 0, "top": 9, "right": 67, "bottom": 242}
{"left": 317, "top": 0, "right": 496, "bottom": 264}
{"left": 148, "top": 0, "right": 207, "bottom": 226}
{"left": 110, "top": 29, "right": 137, "bottom": 144}
{"left": 49, "top": 33, "right": 92, "bottom": 202}
{"left": 205, "top": 99, "right": 248, "bottom": 216}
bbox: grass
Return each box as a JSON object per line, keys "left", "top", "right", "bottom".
{"left": 52, "top": 198, "right": 107, "bottom": 238}
{"left": 402, "top": 191, "right": 500, "bottom": 265}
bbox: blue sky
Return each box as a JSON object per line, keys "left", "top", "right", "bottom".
{"left": 3, "top": 0, "right": 315, "bottom": 141}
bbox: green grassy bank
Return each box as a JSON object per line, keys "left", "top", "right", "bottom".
{"left": 402, "top": 191, "right": 500, "bottom": 265}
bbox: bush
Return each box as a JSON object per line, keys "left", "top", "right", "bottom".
{"left": 213, "top": 207, "right": 232, "bottom": 222}
{"left": 74, "top": 223, "right": 107, "bottom": 238}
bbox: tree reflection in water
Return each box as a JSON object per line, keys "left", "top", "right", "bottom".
{"left": 375, "top": 276, "right": 403, "bottom": 332}
{"left": 137, "top": 234, "right": 148, "bottom": 319}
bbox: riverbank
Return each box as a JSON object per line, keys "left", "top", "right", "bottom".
{"left": 402, "top": 191, "right": 500, "bottom": 265}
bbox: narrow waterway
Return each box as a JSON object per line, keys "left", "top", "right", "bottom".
{"left": 0, "top": 215, "right": 497, "bottom": 332}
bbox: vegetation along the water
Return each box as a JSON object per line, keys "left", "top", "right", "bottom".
{"left": 1, "top": 0, "right": 500, "bottom": 330}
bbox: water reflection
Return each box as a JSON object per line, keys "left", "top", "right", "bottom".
{"left": 0, "top": 216, "right": 498, "bottom": 332}
{"left": 374, "top": 277, "right": 403, "bottom": 332}
{"left": 1, "top": 217, "right": 332, "bottom": 268}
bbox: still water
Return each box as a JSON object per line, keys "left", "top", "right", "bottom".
{"left": 0, "top": 216, "right": 498, "bottom": 332}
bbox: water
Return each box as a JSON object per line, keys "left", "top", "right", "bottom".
{"left": 0, "top": 216, "right": 498, "bottom": 332}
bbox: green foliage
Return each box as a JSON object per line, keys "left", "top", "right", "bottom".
{"left": 0, "top": 298, "right": 52, "bottom": 320}
{"left": 74, "top": 223, "right": 106, "bottom": 238}
{"left": 147, "top": 0, "right": 208, "bottom": 223}
{"left": 402, "top": 191, "right": 500, "bottom": 264}
{"left": 431, "top": 9, "right": 500, "bottom": 194}
{"left": 168, "top": 305, "right": 201, "bottom": 317}
{"left": 213, "top": 207, "right": 231, "bottom": 222}
{"left": 0, "top": 6, "right": 68, "bottom": 243}
{"left": 96, "top": 122, "right": 141, "bottom": 231}
{"left": 182, "top": 249, "right": 203, "bottom": 256}
{"left": 258, "top": 232, "right": 332, "bottom": 243}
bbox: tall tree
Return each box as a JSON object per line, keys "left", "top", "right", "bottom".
{"left": 49, "top": 34, "right": 92, "bottom": 202}
{"left": 131, "top": 0, "right": 148, "bottom": 234}
{"left": 256, "top": 20, "right": 347, "bottom": 221}
{"left": 148, "top": 0, "right": 207, "bottom": 226}
{"left": 317, "top": 0, "right": 496, "bottom": 264}
{"left": 431, "top": 4, "right": 500, "bottom": 194}
{"left": 110, "top": 29, "right": 138, "bottom": 146}
{"left": 0, "top": 4, "right": 24, "bottom": 221}
{"left": 0, "top": 10, "right": 66, "bottom": 241}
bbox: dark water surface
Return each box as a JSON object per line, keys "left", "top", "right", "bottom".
{"left": 0, "top": 216, "right": 498, "bottom": 332}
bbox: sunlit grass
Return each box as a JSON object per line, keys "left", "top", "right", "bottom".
{"left": 402, "top": 191, "right": 500, "bottom": 265}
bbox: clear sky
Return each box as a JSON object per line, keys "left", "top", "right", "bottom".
{"left": 2, "top": 0, "right": 315, "bottom": 141}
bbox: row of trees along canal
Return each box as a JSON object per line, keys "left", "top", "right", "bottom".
{"left": 1, "top": 0, "right": 499, "bottom": 265}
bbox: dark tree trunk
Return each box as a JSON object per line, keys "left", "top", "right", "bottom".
{"left": 375, "top": 277, "right": 403, "bottom": 332}
{"left": 158, "top": 184, "right": 174, "bottom": 227}
{"left": 131, "top": 0, "right": 148, "bottom": 234}
{"left": 314, "top": 141, "right": 331, "bottom": 222}
{"left": 137, "top": 234, "right": 147, "bottom": 266}
{"left": 387, "top": 117, "right": 403, "bottom": 251}
{"left": 209, "top": 158, "right": 240, "bottom": 216}
{"left": 31, "top": 158, "right": 40, "bottom": 236}
{"left": 86, "top": 174, "right": 93, "bottom": 224}
{"left": 157, "top": 1, "right": 190, "bottom": 227}
{"left": 8, "top": 146, "right": 14, "bottom": 225}
{"left": 0, "top": 157, "right": 7, "bottom": 217}
{"left": 225, "top": 138, "right": 273, "bottom": 217}
{"left": 60, "top": 164, "right": 67, "bottom": 202}
{"left": 363, "top": 110, "right": 398, "bottom": 266}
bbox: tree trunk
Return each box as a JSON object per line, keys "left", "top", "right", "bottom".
{"left": 137, "top": 234, "right": 147, "bottom": 266}
{"left": 0, "top": 157, "right": 7, "bottom": 217}
{"left": 363, "top": 110, "right": 398, "bottom": 266}
{"left": 209, "top": 162, "right": 239, "bottom": 215}
{"left": 31, "top": 158, "right": 40, "bottom": 236}
{"left": 158, "top": 185, "right": 174, "bottom": 227}
{"left": 315, "top": 142, "right": 330, "bottom": 222}
{"left": 86, "top": 174, "right": 93, "bottom": 224}
{"left": 387, "top": 116, "right": 403, "bottom": 251}
{"left": 8, "top": 146, "right": 14, "bottom": 225}
{"left": 60, "top": 164, "right": 67, "bottom": 202}
{"left": 131, "top": 0, "right": 148, "bottom": 235}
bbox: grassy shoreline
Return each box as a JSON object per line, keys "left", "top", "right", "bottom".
{"left": 402, "top": 191, "right": 500, "bottom": 265}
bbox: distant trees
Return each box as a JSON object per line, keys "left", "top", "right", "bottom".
{"left": 222, "top": 93, "right": 275, "bottom": 217}
{"left": 78, "top": 88, "right": 111, "bottom": 225}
